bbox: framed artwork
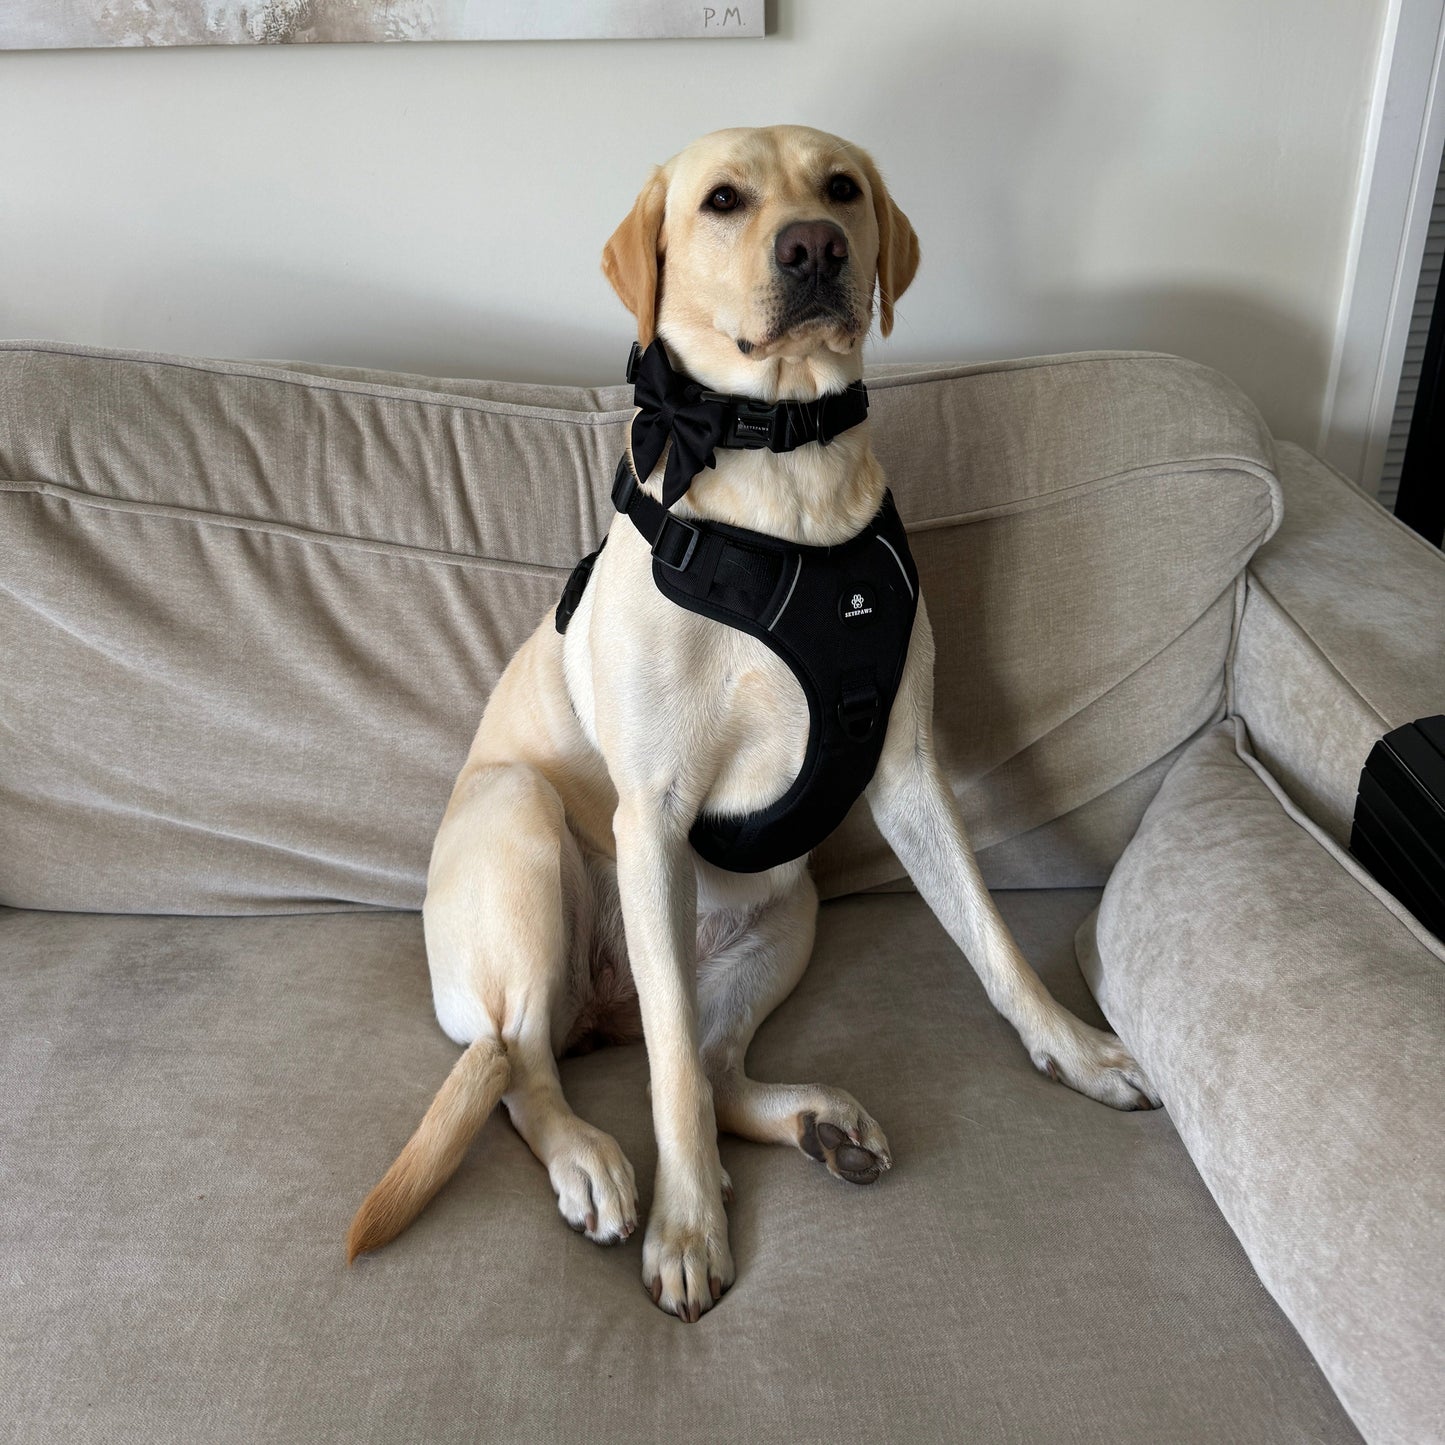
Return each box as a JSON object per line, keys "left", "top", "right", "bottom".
{"left": 1, "top": 1, "right": 764, "bottom": 49}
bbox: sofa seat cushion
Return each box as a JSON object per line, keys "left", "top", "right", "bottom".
{"left": 0, "top": 342, "right": 1278, "bottom": 912}
{"left": 2, "top": 889, "right": 1358, "bottom": 1444}
{"left": 1079, "top": 717, "right": 1445, "bottom": 1445}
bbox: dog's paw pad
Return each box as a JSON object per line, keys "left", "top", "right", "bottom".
{"left": 798, "top": 1108, "right": 891, "bottom": 1185}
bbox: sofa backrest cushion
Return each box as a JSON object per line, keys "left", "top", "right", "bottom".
{"left": 0, "top": 342, "right": 1278, "bottom": 913}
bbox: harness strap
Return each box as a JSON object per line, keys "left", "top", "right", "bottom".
{"left": 550, "top": 345, "right": 915, "bottom": 872}
{"left": 552, "top": 454, "right": 701, "bottom": 635}
{"left": 609, "top": 456, "right": 701, "bottom": 572}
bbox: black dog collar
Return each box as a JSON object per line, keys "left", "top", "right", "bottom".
{"left": 626, "top": 340, "right": 869, "bottom": 508}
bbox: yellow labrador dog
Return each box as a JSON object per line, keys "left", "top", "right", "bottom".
{"left": 348, "top": 124, "right": 1158, "bottom": 1321}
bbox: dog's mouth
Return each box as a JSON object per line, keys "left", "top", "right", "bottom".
{"left": 739, "top": 283, "right": 864, "bottom": 357}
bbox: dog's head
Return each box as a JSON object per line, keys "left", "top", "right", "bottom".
{"left": 602, "top": 125, "right": 919, "bottom": 395}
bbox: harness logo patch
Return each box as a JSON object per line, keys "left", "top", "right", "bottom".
{"left": 839, "top": 583, "right": 877, "bottom": 625}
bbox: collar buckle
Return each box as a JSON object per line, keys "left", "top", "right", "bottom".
{"left": 712, "top": 396, "right": 786, "bottom": 451}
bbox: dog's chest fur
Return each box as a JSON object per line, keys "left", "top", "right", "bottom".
{"left": 564, "top": 534, "right": 809, "bottom": 824}
{"left": 560, "top": 436, "right": 887, "bottom": 847}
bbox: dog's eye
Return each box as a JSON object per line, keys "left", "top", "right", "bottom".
{"left": 704, "top": 185, "right": 741, "bottom": 213}
{"left": 827, "top": 174, "right": 860, "bottom": 203}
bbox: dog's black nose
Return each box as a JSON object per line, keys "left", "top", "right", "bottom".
{"left": 774, "top": 221, "right": 848, "bottom": 282}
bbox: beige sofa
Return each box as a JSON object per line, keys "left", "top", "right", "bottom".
{"left": 2, "top": 340, "right": 1441, "bottom": 1445}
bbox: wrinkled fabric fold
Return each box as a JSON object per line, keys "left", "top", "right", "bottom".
{"left": 0, "top": 343, "right": 1280, "bottom": 912}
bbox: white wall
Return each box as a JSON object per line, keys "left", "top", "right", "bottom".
{"left": 0, "top": 0, "right": 1388, "bottom": 450}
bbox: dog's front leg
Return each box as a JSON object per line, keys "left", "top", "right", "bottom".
{"left": 613, "top": 789, "right": 734, "bottom": 1321}
{"left": 867, "top": 610, "right": 1160, "bottom": 1111}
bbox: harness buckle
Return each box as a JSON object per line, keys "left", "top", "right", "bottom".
{"left": 837, "top": 681, "right": 881, "bottom": 742}
{"left": 653, "top": 514, "right": 700, "bottom": 572}
{"left": 610, "top": 457, "right": 639, "bottom": 514}
{"left": 611, "top": 456, "right": 698, "bottom": 570}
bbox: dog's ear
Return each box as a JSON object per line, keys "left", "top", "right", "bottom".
{"left": 855, "top": 151, "right": 919, "bottom": 338}
{"left": 602, "top": 167, "right": 668, "bottom": 347}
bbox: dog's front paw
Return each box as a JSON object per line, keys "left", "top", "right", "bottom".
{"left": 641, "top": 1175, "right": 734, "bottom": 1323}
{"left": 548, "top": 1124, "right": 639, "bottom": 1245}
{"left": 1032, "top": 1018, "right": 1161, "bottom": 1111}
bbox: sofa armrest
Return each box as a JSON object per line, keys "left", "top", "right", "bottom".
{"left": 1231, "top": 442, "right": 1445, "bottom": 847}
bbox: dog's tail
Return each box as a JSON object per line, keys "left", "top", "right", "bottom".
{"left": 346, "top": 1036, "right": 511, "bottom": 1264}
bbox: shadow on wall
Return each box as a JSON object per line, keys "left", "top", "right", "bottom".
{"left": 842, "top": 20, "right": 1335, "bottom": 449}
{"left": 205, "top": 275, "right": 1327, "bottom": 453}
{"left": 905, "top": 284, "right": 1331, "bottom": 449}
{"left": 194, "top": 263, "right": 1328, "bottom": 453}
{"left": 65, "top": 14, "right": 1336, "bottom": 448}
{"left": 113, "top": 252, "right": 633, "bottom": 386}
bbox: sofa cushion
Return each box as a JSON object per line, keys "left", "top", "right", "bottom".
{"left": 1078, "top": 717, "right": 1445, "bottom": 1445}
{"left": 0, "top": 887, "right": 1359, "bottom": 1444}
{"left": 0, "top": 342, "right": 1278, "bottom": 912}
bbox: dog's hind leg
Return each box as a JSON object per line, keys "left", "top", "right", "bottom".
{"left": 351, "top": 761, "right": 636, "bottom": 1256}
{"left": 501, "top": 1033, "right": 640, "bottom": 1245}
{"left": 436, "top": 762, "right": 639, "bottom": 1245}
{"left": 697, "top": 871, "right": 893, "bottom": 1187}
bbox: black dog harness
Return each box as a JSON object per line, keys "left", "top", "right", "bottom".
{"left": 556, "top": 342, "right": 919, "bottom": 874}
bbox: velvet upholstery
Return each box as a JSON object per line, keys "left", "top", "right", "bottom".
{"left": 0, "top": 342, "right": 1277, "bottom": 912}
{"left": 1233, "top": 442, "right": 1445, "bottom": 846}
{"left": 4, "top": 339, "right": 1435, "bottom": 1444}
{"left": 1080, "top": 719, "right": 1445, "bottom": 1445}
{"left": 0, "top": 890, "right": 1361, "bottom": 1445}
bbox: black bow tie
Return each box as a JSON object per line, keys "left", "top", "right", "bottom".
{"left": 626, "top": 341, "right": 869, "bottom": 509}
